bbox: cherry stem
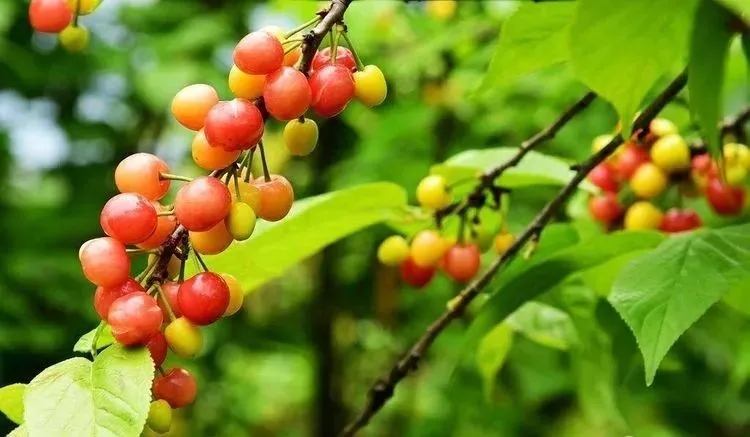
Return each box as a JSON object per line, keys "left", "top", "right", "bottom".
{"left": 159, "top": 173, "right": 193, "bottom": 183}
{"left": 284, "top": 41, "right": 302, "bottom": 55}
{"left": 156, "top": 210, "right": 174, "bottom": 217}
{"left": 330, "top": 27, "right": 341, "bottom": 65}
{"left": 126, "top": 248, "right": 155, "bottom": 256}
{"left": 457, "top": 213, "right": 466, "bottom": 245}
{"left": 73, "top": 0, "right": 81, "bottom": 27}
{"left": 284, "top": 15, "right": 322, "bottom": 40}
{"left": 232, "top": 171, "right": 242, "bottom": 202}
{"left": 258, "top": 141, "right": 272, "bottom": 182}
{"left": 192, "top": 248, "right": 210, "bottom": 272}
{"left": 137, "top": 254, "right": 162, "bottom": 285}
{"left": 154, "top": 283, "right": 177, "bottom": 322}
{"left": 91, "top": 321, "right": 105, "bottom": 359}
{"left": 242, "top": 149, "right": 255, "bottom": 183}
{"left": 341, "top": 29, "right": 365, "bottom": 70}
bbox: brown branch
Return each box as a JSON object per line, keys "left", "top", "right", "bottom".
{"left": 340, "top": 72, "right": 688, "bottom": 437}
{"left": 688, "top": 105, "right": 750, "bottom": 154}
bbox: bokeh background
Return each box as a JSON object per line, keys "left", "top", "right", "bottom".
{"left": 2, "top": 1, "right": 750, "bottom": 436}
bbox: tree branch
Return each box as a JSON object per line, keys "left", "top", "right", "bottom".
{"left": 340, "top": 72, "right": 688, "bottom": 437}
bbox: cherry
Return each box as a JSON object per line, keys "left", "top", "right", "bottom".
{"left": 164, "top": 317, "right": 203, "bottom": 359}
{"left": 107, "top": 292, "right": 163, "bottom": 347}
{"left": 137, "top": 202, "right": 178, "bottom": 249}
{"left": 100, "top": 193, "right": 158, "bottom": 245}
{"left": 630, "top": 163, "right": 668, "bottom": 199}
{"left": 468, "top": 225, "right": 494, "bottom": 252}
{"left": 233, "top": 31, "right": 284, "bottom": 75}
{"left": 171, "top": 84, "right": 219, "bottom": 131}
{"left": 377, "top": 235, "right": 411, "bottom": 266}
{"left": 203, "top": 99, "right": 264, "bottom": 151}
{"left": 191, "top": 129, "right": 242, "bottom": 171}
{"left": 650, "top": 134, "right": 691, "bottom": 173}
{"left": 309, "top": 64, "right": 356, "bottom": 118}
{"left": 146, "top": 332, "right": 168, "bottom": 368}
{"left": 587, "top": 162, "right": 619, "bottom": 193}
{"left": 442, "top": 244, "right": 481, "bottom": 282}
{"left": 152, "top": 367, "right": 197, "bottom": 409}
{"left": 174, "top": 176, "right": 232, "bottom": 232}
{"left": 189, "top": 221, "right": 233, "bottom": 255}
{"left": 263, "top": 67, "right": 312, "bottom": 121}
{"left": 353, "top": 65, "right": 388, "bottom": 107}
{"left": 93, "top": 278, "right": 145, "bottom": 321}
{"left": 226, "top": 201, "right": 256, "bottom": 241}
{"left": 147, "top": 400, "right": 172, "bottom": 434}
{"left": 260, "top": 25, "right": 301, "bottom": 67}
{"left": 623, "top": 201, "right": 663, "bottom": 230}
{"left": 659, "top": 208, "right": 703, "bottom": 233}
{"left": 283, "top": 118, "right": 319, "bottom": 156}
{"left": 724, "top": 143, "right": 750, "bottom": 169}
{"left": 416, "top": 175, "right": 452, "bottom": 209}
{"left": 705, "top": 176, "right": 745, "bottom": 216}
{"left": 178, "top": 272, "right": 230, "bottom": 325}
{"left": 252, "top": 175, "right": 294, "bottom": 222}
{"left": 59, "top": 25, "right": 89, "bottom": 52}
{"left": 29, "top": 0, "right": 72, "bottom": 33}
{"left": 588, "top": 193, "right": 623, "bottom": 224}
{"left": 400, "top": 257, "right": 436, "bottom": 289}
{"left": 228, "top": 64, "right": 265, "bottom": 101}
{"left": 220, "top": 273, "right": 244, "bottom": 317}
{"left": 115, "top": 153, "right": 171, "bottom": 201}
{"left": 493, "top": 233, "right": 515, "bottom": 255}
{"left": 647, "top": 118, "right": 679, "bottom": 141}
{"left": 79, "top": 237, "right": 130, "bottom": 288}
{"left": 158, "top": 281, "right": 182, "bottom": 319}
{"left": 410, "top": 229, "right": 448, "bottom": 267}
{"left": 311, "top": 46, "right": 357, "bottom": 72}
{"left": 614, "top": 142, "right": 651, "bottom": 180}
{"left": 66, "top": 0, "right": 101, "bottom": 15}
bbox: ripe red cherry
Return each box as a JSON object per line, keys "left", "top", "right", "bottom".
{"left": 233, "top": 31, "right": 284, "bottom": 75}
{"left": 311, "top": 46, "right": 357, "bottom": 72}
{"left": 441, "top": 244, "right": 481, "bottom": 282}
{"left": 588, "top": 193, "right": 623, "bottom": 224}
{"left": 174, "top": 176, "right": 232, "bottom": 232}
{"left": 79, "top": 237, "right": 131, "bottom": 288}
{"left": 178, "top": 272, "right": 230, "bottom": 325}
{"left": 400, "top": 256, "right": 436, "bottom": 289}
{"left": 107, "top": 292, "right": 163, "bottom": 347}
{"left": 152, "top": 367, "right": 197, "bottom": 409}
{"left": 615, "top": 142, "right": 651, "bottom": 180}
{"left": 29, "top": 0, "right": 72, "bottom": 33}
{"left": 93, "top": 278, "right": 145, "bottom": 321}
{"left": 705, "top": 176, "right": 745, "bottom": 216}
{"left": 587, "top": 162, "right": 620, "bottom": 193}
{"left": 158, "top": 281, "right": 182, "bottom": 319}
{"left": 203, "top": 99, "right": 264, "bottom": 151}
{"left": 263, "top": 67, "right": 312, "bottom": 121}
{"left": 100, "top": 193, "right": 158, "bottom": 245}
{"left": 137, "top": 202, "right": 177, "bottom": 249}
{"left": 659, "top": 208, "right": 703, "bottom": 233}
{"left": 146, "top": 332, "right": 168, "bottom": 368}
{"left": 308, "top": 64, "right": 356, "bottom": 118}
{"left": 115, "top": 153, "right": 171, "bottom": 201}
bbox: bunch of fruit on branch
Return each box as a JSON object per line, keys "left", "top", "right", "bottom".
{"left": 586, "top": 118, "right": 749, "bottom": 233}
{"left": 377, "top": 175, "right": 515, "bottom": 289}
{"left": 28, "top": 0, "right": 99, "bottom": 51}
{"left": 76, "top": 18, "right": 386, "bottom": 434}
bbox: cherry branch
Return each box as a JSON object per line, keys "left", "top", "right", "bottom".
{"left": 340, "top": 71, "right": 688, "bottom": 437}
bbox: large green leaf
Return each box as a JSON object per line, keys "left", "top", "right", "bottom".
{"left": 431, "top": 148, "right": 597, "bottom": 193}
{"left": 570, "top": 0, "right": 698, "bottom": 131}
{"left": 477, "top": 2, "right": 575, "bottom": 93}
{"left": 687, "top": 0, "right": 736, "bottom": 158}
{"left": 609, "top": 224, "right": 750, "bottom": 386}
{"left": 475, "top": 322, "right": 514, "bottom": 401}
{"left": 198, "top": 183, "right": 408, "bottom": 293}
{"left": 24, "top": 345, "right": 154, "bottom": 437}
{"left": 506, "top": 301, "right": 577, "bottom": 350}
{"left": 0, "top": 384, "right": 25, "bottom": 425}
{"left": 578, "top": 250, "right": 652, "bottom": 297}
{"left": 73, "top": 324, "right": 114, "bottom": 354}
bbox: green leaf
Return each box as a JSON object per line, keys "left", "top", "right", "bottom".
{"left": 570, "top": 0, "right": 698, "bottom": 131}
{"left": 431, "top": 148, "right": 597, "bottom": 193}
{"left": 7, "top": 425, "right": 28, "bottom": 437}
{"left": 608, "top": 224, "right": 750, "bottom": 386}
{"left": 475, "top": 323, "right": 514, "bottom": 401}
{"left": 578, "top": 250, "right": 652, "bottom": 297}
{"left": 0, "top": 384, "right": 25, "bottom": 424}
{"left": 477, "top": 2, "right": 575, "bottom": 93}
{"left": 506, "top": 301, "right": 577, "bottom": 350}
{"left": 723, "top": 286, "right": 750, "bottom": 316}
{"left": 73, "top": 324, "right": 114, "bottom": 354}
{"left": 715, "top": 0, "right": 750, "bottom": 17}
{"left": 24, "top": 345, "right": 154, "bottom": 437}
{"left": 198, "top": 183, "right": 408, "bottom": 293}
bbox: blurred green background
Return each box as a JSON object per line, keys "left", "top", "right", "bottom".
{"left": 2, "top": 1, "right": 750, "bottom": 436}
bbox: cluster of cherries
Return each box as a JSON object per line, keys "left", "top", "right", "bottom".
{"left": 76, "top": 21, "right": 387, "bottom": 434}
{"left": 377, "top": 175, "right": 515, "bottom": 289}
{"left": 587, "top": 118, "right": 749, "bottom": 233}
{"left": 28, "top": 0, "right": 97, "bottom": 51}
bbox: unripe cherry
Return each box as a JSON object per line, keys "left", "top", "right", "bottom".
{"left": 410, "top": 230, "right": 448, "bottom": 267}
{"left": 147, "top": 400, "right": 172, "bottom": 434}
{"left": 107, "top": 292, "right": 163, "bottom": 347}
{"left": 174, "top": 176, "right": 232, "bottom": 232}
{"left": 189, "top": 221, "right": 233, "bottom": 255}
{"left": 59, "top": 25, "right": 89, "bottom": 52}
{"left": 226, "top": 201, "right": 256, "bottom": 241}
{"left": 100, "top": 193, "right": 158, "bottom": 245}
{"left": 416, "top": 175, "right": 452, "bottom": 209}
{"left": 171, "top": 84, "right": 219, "bottom": 131}
{"left": 178, "top": 272, "right": 230, "bottom": 326}
{"left": 233, "top": 31, "right": 284, "bottom": 75}
{"left": 353, "top": 65, "right": 388, "bottom": 107}
{"left": 494, "top": 233, "right": 515, "bottom": 255}
{"left": 311, "top": 46, "right": 357, "bottom": 72}
{"left": 377, "top": 235, "right": 410, "bottom": 266}
{"left": 203, "top": 99, "right": 264, "bottom": 151}
{"left": 264, "top": 67, "right": 312, "bottom": 121}
{"left": 159, "top": 281, "right": 182, "bottom": 319}
{"left": 152, "top": 367, "right": 197, "bottom": 409}
{"left": 66, "top": 0, "right": 101, "bottom": 15}
{"left": 146, "top": 332, "right": 168, "bottom": 368}
{"left": 252, "top": 175, "right": 294, "bottom": 222}
{"left": 283, "top": 118, "right": 318, "bottom": 156}
{"left": 137, "top": 203, "right": 177, "bottom": 249}
{"left": 221, "top": 273, "right": 244, "bottom": 317}
{"left": 623, "top": 201, "right": 663, "bottom": 230}
{"left": 309, "top": 64, "right": 356, "bottom": 118}
{"left": 442, "top": 244, "right": 482, "bottom": 282}
{"left": 29, "top": 0, "right": 72, "bottom": 33}
{"left": 228, "top": 64, "right": 265, "bottom": 100}
{"left": 79, "top": 237, "right": 130, "bottom": 288}
{"left": 93, "top": 278, "right": 146, "bottom": 321}
{"left": 191, "top": 129, "right": 242, "bottom": 171}
{"left": 400, "top": 257, "right": 436, "bottom": 289}
{"left": 164, "top": 317, "right": 203, "bottom": 358}
{"left": 230, "top": 176, "right": 262, "bottom": 212}
{"left": 630, "top": 163, "right": 668, "bottom": 199}
{"left": 114, "top": 153, "right": 171, "bottom": 200}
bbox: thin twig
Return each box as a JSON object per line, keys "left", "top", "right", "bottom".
{"left": 340, "top": 72, "right": 688, "bottom": 437}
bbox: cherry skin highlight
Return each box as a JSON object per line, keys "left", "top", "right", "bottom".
{"left": 233, "top": 31, "right": 284, "bottom": 75}
{"left": 309, "top": 64, "right": 356, "bottom": 118}
{"left": 203, "top": 99, "right": 264, "bottom": 151}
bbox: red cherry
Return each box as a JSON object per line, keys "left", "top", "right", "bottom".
{"left": 159, "top": 281, "right": 182, "bottom": 319}
{"left": 705, "top": 176, "right": 745, "bottom": 216}
{"left": 587, "top": 162, "right": 620, "bottom": 193}
{"left": 115, "top": 153, "right": 171, "bottom": 201}
{"left": 311, "top": 46, "right": 357, "bottom": 72}
{"left": 400, "top": 256, "right": 436, "bottom": 289}
{"left": 233, "top": 31, "right": 284, "bottom": 75}
{"left": 692, "top": 154, "right": 717, "bottom": 176}
{"left": 93, "top": 278, "right": 145, "bottom": 321}
{"left": 588, "top": 193, "right": 623, "bottom": 224}
{"left": 29, "top": 0, "right": 72, "bottom": 33}
{"left": 659, "top": 208, "right": 703, "bottom": 233}
{"left": 79, "top": 237, "right": 131, "bottom": 288}
{"left": 108, "top": 292, "right": 163, "bottom": 347}
{"left": 263, "top": 67, "right": 312, "bottom": 121}
{"left": 146, "top": 332, "right": 168, "bottom": 368}
{"left": 100, "top": 193, "right": 158, "bottom": 245}
{"left": 174, "top": 176, "right": 232, "bottom": 232}
{"left": 177, "top": 272, "right": 230, "bottom": 325}
{"left": 203, "top": 99, "right": 264, "bottom": 151}
{"left": 441, "top": 244, "right": 481, "bottom": 282}
{"left": 308, "top": 64, "right": 356, "bottom": 118}
{"left": 615, "top": 143, "right": 651, "bottom": 180}
{"left": 152, "top": 367, "right": 197, "bottom": 409}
